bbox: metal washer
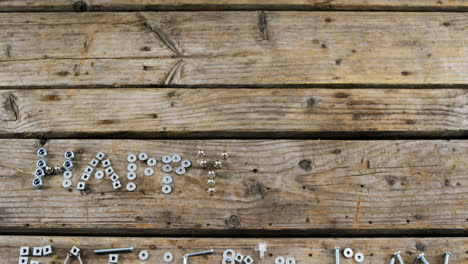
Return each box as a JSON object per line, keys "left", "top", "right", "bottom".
{"left": 138, "top": 152, "right": 149, "bottom": 161}
{"left": 127, "top": 163, "right": 137, "bottom": 172}
{"left": 144, "top": 167, "right": 154, "bottom": 176}
{"left": 94, "top": 170, "right": 104, "bottom": 180}
{"left": 275, "top": 256, "right": 285, "bottom": 264}
{"left": 343, "top": 248, "right": 353, "bottom": 258}
{"left": 147, "top": 158, "right": 157, "bottom": 167}
{"left": 354, "top": 252, "right": 364, "bottom": 263}
{"left": 127, "top": 171, "right": 137, "bottom": 180}
{"left": 127, "top": 154, "right": 137, "bottom": 163}
{"left": 162, "top": 164, "right": 172, "bottom": 173}
{"left": 176, "top": 166, "right": 186, "bottom": 175}
{"left": 163, "top": 252, "right": 173, "bottom": 263}
{"left": 162, "top": 185, "right": 172, "bottom": 194}
{"left": 162, "top": 155, "right": 172, "bottom": 164}
{"left": 127, "top": 182, "right": 136, "bottom": 192}
{"left": 163, "top": 175, "right": 173, "bottom": 184}
{"left": 286, "top": 257, "right": 296, "bottom": 264}
{"left": 138, "top": 250, "right": 149, "bottom": 260}
{"left": 63, "top": 171, "right": 73, "bottom": 179}
{"left": 62, "top": 179, "right": 72, "bottom": 188}
{"left": 181, "top": 159, "right": 191, "bottom": 168}
{"left": 171, "top": 154, "right": 181, "bottom": 163}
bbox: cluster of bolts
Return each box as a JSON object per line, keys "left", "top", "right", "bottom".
{"left": 18, "top": 245, "right": 53, "bottom": 264}
{"left": 197, "top": 150, "right": 229, "bottom": 196}
{"left": 33, "top": 148, "right": 66, "bottom": 188}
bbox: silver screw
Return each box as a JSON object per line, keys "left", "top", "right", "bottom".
{"left": 443, "top": 252, "right": 451, "bottom": 264}
{"left": 417, "top": 253, "right": 430, "bottom": 264}
{"left": 183, "top": 249, "right": 214, "bottom": 264}
{"left": 335, "top": 247, "right": 340, "bottom": 264}
{"left": 197, "top": 150, "right": 206, "bottom": 158}
{"left": 221, "top": 152, "right": 229, "bottom": 160}
{"left": 394, "top": 251, "right": 405, "bottom": 264}
{"left": 389, "top": 257, "right": 396, "bottom": 264}
{"left": 93, "top": 247, "right": 134, "bottom": 254}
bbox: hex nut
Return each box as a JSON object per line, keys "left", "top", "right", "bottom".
{"left": 20, "top": 246, "right": 29, "bottom": 256}
{"left": 162, "top": 184, "right": 172, "bottom": 194}
{"left": 181, "top": 159, "right": 191, "bottom": 168}
{"left": 343, "top": 248, "right": 353, "bottom": 258}
{"left": 32, "top": 177, "right": 43, "bottom": 188}
{"left": 30, "top": 261, "right": 39, "bottom": 264}
{"left": 84, "top": 166, "right": 94, "bottom": 174}
{"left": 96, "top": 152, "right": 106, "bottom": 160}
{"left": 62, "top": 179, "right": 72, "bottom": 188}
{"left": 175, "top": 166, "right": 185, "bottom": 175}
{"left": 147, "top": 158, "right": 157, "bottom": 167}
{"left": 109, "top": 254, "right": 119, "bottom": 263}
{"left": 94, "top": 170, "right": 104, "bottom": 180}
{"left": 139, "top": 250, "right": 149, "bottom": 260}
{"left": 127, "top": 171, "right": 137, "bottom": 180}
{"left": 42, "top": 245, "right": 53, "bottom": 256}
{"left": 89, "top": 158, "right": 99, "bottom": 167}
{"left": 127, "top": 154, "right": 137, "bottom": 163}
{"left": 63, "top": 171, "right": 73, "bottom": 179}
{"left": 37, "top": 148, "right": 47, "bottom": 158}
{"left": 286, "top": 257, "right": 296, "bottom": 264}
{"left": 110, "top": 173, "right": 119, "bottom": 182}
{"left": 162, "top": 155, "right": 172, "bottom": 164}
{"left": 113, "top": 180, "right": 122, "bottom": 190}
{"left": 77, "top": 181, "right": 86, "bottom": 190}
{"left": 162, "top": 164, "right": 172, "bottom": 173}
{"left": 144, "top": 167, "right": 154, "bottom": 176}
{"left": 275, "top": 256, "right": 285, "bottom": 264}
{"left": 65, "top": 150, "right": 75, "bottom": 160}
{"left": 70, "top": 246, "right": 80, "bottom": 256}
{"left": 63, "top": 160, "right": 73, "bottom": 171}
{"left": 162, "top": 175, "right": 173, "bottom": 184}
{"left": 171, "top": 154, "right": 181, "bottom": 163}
{"left": 127, "top": 163, "right": 137, "bottom": 172}
{"left": 105, "top": 166, "right": 114, "bottom": 176}
{"left": 36, "top": 159, "right": 46, "bottom": 169}
{"left": 354, "top": 252, "right": 364, "bottom": 263}
{"left": 32, "top": 247, "right": 42, "bottom": 256}
{"left": 35, "top": 168, "right": 45, "bottom": 178}
{"left": 102, "top": 159, "right": 111, "bottom": 167}
{"left": 163, "top": 252, "right": 173, "bottom": 262}
{"left": 126, "top": 182, "right": 137, "bottom": 192}
{"left": 244, "top": 256, "right": 254, "bottom": 264}
{"left": 81, "top": 173, "right": 91, "bottom": 182}
{"left": 138, "top": 152, "right": 149, "bottom": 161}
{"left": 18, "top": 257, "right": 28, "bottom": 264}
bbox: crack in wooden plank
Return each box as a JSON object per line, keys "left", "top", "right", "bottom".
{"left": 72, "top": 32, "right": 96, "bottom": 85}
{"left": 138, "top": 13, "right": 183, "bottom": 57}
{"left": 353, "top": 195, "right": 361, "bottom": 228}
{"left": 258, "top": 11, "right": 269, "bottom": 41}
{"left": 163, "top": 59, "right": 184, "bottom": 85}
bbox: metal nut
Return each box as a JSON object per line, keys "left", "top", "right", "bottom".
{"left": 65, "top": 150, "right": 75, "bottom": 160}
{"left": 110, "top": 173, "right": 119, "bottom": 182}
{"left": 207, "top": 187, "right": 215, "bottom": 196}
{"left": 37, "top": 148, "right": 47, "bottom": 158}
{"left": 109, "top": 254, "right": 119, "bottom": 263}
{"left": 200, "top": 160, "right": 207, "bottom": 168}
{"left": 35, "top": 168, "right": 45, "bottom": 178}
{"left": 89, "top": 158, "right": 99, "bottom": 167}
{"left": 32, "top": 177, "right": 43, "bottom": 188}
{"left": 81, "top": 173, "right": 91, "bottom": 182}
{"left": 43, "top": 245, "right": 53, "bottom": 256}
{"left": 77, "top": 181, "right": 86, "bottom": 190}
{"left": 105, "top": 166, "right": 114, "bottom": 176}
{"left": 113, "top": 180, "right": 122, "bottom": 190}
{"left": 102, "top": 159, "right": 111, "bottom": 167}
{"left": 20, "top": 246, "right": 29, "bottom": 256}
{"left": 208, "top": 170, "right": 216, "bottom": 179}
{"left": 214, "top": 160, "right": 222, "bottom": 169}
{"left": 96, "top": 152, "right": 106, "bottom": 160}
{"left": 197, "top": 150, "right": 206, "bottom": 158}
{"left": 84, "top": 165, "right": 94, "bottom": 174}
{"left": 63, "top": 160, "right": 73, "bottom": 171}
{"left": 221, "top": 152, "right": 229, "bottom": 160}
{"left": 36, "top": 159, "right": 46, "bottom": 169}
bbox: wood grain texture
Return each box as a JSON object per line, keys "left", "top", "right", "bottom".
{"left": 1, "top": 236, "right": 468, "bottom": 264}
{"left": 0, "top": 139, "right": 467, "bottom": 235}
{"left": 1, "top": 0, "right": 468, "bottom": 11}
{"left": 0, "top": 88, "right": 468, "bottom": 137}
{"left": 1, "top": 12, "right": 467, "bottom": 86}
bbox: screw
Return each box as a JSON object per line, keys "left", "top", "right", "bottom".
{"left": 208, "top": 170, "right": 216, "bottom": 179}
{"left": 394, "top": 251, "right": 404, "bottom": 264}
{"left": 214, "top": 160, "right": 222, "bottom": 169}
{"left": 443, "top": 252, "right": 451, "bottom": 264}
{"left": 417, "top": 253, "right": 429, "bottom": 264}
{"left": 335, "top": 247, "right": 340, "bottom": 264}
{"left": 197, "top": 150, "right": 206, "bottom": 158}
{"left": 94, "top": 247, "right": 134, "bottom": 254}
{"left": 183, "top": 249, "right": 214, "bottom": 264}
{"left": 389, "top": 257, "right": 396, "bottom": 264}
{"left": 221, "top": 152, "right": 229, "bottom": 160}
{"left": 200, "top": 160, "right": 207, "bottom": 168}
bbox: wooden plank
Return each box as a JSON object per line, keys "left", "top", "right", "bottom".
{"left": 1, "top": 0, "right": 468, "bottom": 12}
{"left": 1, "top": 236, "right": 467, "bottom": 263}
{"left": 1, "top": 88, "right": 468, "bottom": 137}
{"left": 0, "top": 12, "right": 467, "bottom": 86}
{"left": 0, "top": 139, "right": 467, "bottom": 235}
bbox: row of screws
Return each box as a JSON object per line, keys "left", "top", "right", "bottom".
{"left": 197, "top": 150, "right": 229, "bottom": 195}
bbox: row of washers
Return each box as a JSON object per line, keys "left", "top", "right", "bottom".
{"left": 126, "top": 153, "right": 191, "bottom": 194}
{"left": 137, "top": 250, "right": 174, "bottom": 262}
{"left": 18, "top": 245, "right": 53, "bottom": 264}
{"left": 223, "top": 249, "right": 254, "bottom": 264}
{"left": 340, "top": 248, "right": 365, "bottom": 263}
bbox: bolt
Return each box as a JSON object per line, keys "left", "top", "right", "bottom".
{"left": 183, "top": 249, "right": 214, "bottom": 264}
{"left": 394, "top": 251, "right": 404, "bottom": 264}
{"left": 335, "top": 247, "right": 340, "bottom": 264}
{"left": 389, "top": 257, "right": 396, "bottom": 264}
{"left": 443, "top": 252, "right": 451, "bottom": 264}
{"left": 214, "top": 160, "right": 222, "bottom": 169}
{"left": 197, "top": 150, "right": 206, "bottom": 158}
{"left": 417, "top": 253, "right": 429, "bottom": 264}
{"left": 221, "top": 152, "right": 229, "bottom": 160}
{"left": 93, "top": 247, "right": 134, "bottom": 254}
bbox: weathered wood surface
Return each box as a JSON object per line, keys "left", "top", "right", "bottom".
{"left": 1, "top": 12, "right": 467, "bottom": 86}
{"left": 1, "top": 236, "right": 468, "bottom": 264}
{"left": 1, "top": 88, "right": 468, "bottom": 137}
{"left": 1, "top": 0, "right": 468, "bottom": 11}
{"left": 1, "top": 139, "right": 467, "bottom": 235}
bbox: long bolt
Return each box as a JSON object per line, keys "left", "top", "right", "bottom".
{"left": 394, "top": 251, "right": 405, "bottom": 264}
{"left": 443, "top": 252, "right": 451, "bottom": 264}
{"left": 93, "top": 246, "right": 134, "bottom": 254}
{"left": 417, "top": 253, "right": 430, "bottom": 264}
{"left": 335, "top": 247, "right": 340, "bottom": 264}
{"left": 183, "top": 249, "right": 214, "bottom": 264}
{"left": 389, "top": 257, "right": 396, "bottom": 264}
